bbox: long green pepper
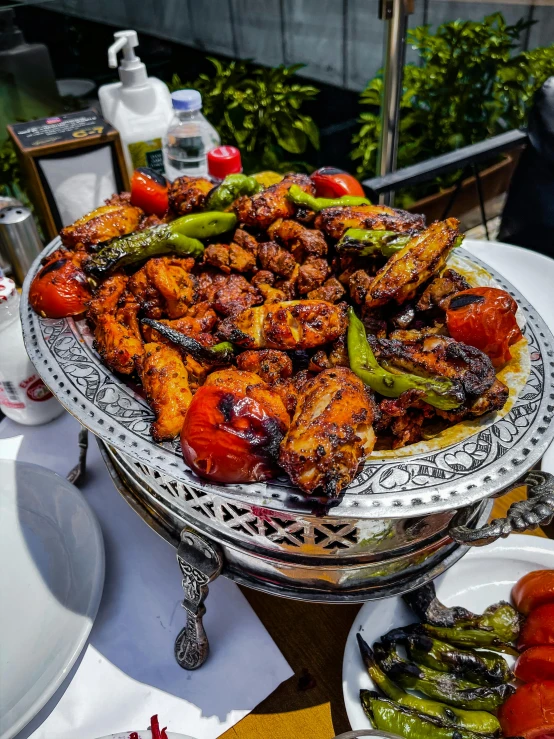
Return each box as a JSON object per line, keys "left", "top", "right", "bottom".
{"left": 347, "top": 308, "right": 463, "bottom": 410}
{"left": 205, "top": 173, "right": 261, "bottom": 211}
{"left": 287, "top": 183, "right": 371, "bottom": 211}
{"left": 337, "top": 228, "right": 412, "bottom": 257}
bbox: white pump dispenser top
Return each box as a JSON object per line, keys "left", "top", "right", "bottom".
{"left": 107, "top": 30, "right": 147, "bottom": 88}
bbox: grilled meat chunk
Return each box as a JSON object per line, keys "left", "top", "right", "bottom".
{"left": 437, "top": 378, "right": 509, "bottom": 422}
{"left": 233, "top": 228, "right": 259, "bottom": 256}
{"left": 258, "top": 241, "right": 297, "bottom": 278}
{"left": 129, "top": 257, "right": 195, "bottom": 319}
{"left": 87, "top": 272, "right": 128, "bottom": 322}
{"left": 203, "top": 242, "right": 256, "bottom": 274}
{"left": 60, "top": 203, "right": 142, "bottom": 249}
{"left": 168, "top": 175, "right": 214, "bottom": 215}
{"left": 218, "top": 300, "right": 348, "bottom": 350}
{"left": 93, "top": 296, "right": 144, "bottom": 375}
{"left": 349, "top": 269, "right": 373, "bottom": 305}
{"left": 366, "top": 219, "right": 461, "bottom": 308}
{"left": 297, "top": 257, "right": 330, "bottom": 295}
{"left": 371, "top": 334, "right": 496, "bottom": 398}
{"left": 279, "top": 368, "right": 376, "bottom": 496}
{"left": 267, "top": 218, "right": 327, "bottom": 261}
{"left": 235, "top": 173, "right": 314, "bottom": 229}
{"left": 137, "top": 342, "right": 193, "bottom": 441}
{"left": 417, "top": 269, "right": 471, "bottom": 312}
{"left": 213, "top": 273, "right": 263, "bottom": 316}
{"left": 251, "top": 269, "right": 275, "bottom": 288}
{"left": 194, "top": 269, "right": 228, "bottom": 305}
{"left": 315, "top": 205, "right": 424, "bottom": 240}
{"left": 308, "top": 277, "right": 346, "bottom": 304}
{"left": 236, "top": 349, "right": 293, "bottom": 384}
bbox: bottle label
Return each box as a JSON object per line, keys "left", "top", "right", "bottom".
{"left": 128, "top": 139, "right": 165, "bottom": 175}
{"left": 0, "top": 375, "right": 54, "bottom": 409}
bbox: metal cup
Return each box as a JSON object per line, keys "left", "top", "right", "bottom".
{"left": 0, "top": 206, "right": 43, "bottom": 285}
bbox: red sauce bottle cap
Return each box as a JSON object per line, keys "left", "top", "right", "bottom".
{"left": 207, "top": 146, "right": 242, "bottom": 180}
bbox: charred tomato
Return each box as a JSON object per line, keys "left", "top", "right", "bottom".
{"left": 513, "top": 570, "right": 554, "bottom": 615}
{"left": 181, "top": 384, "right": 289, "bottom": 483}
{"left": 130, "top": 167, "right": 168, "bottom": 217}
{"left": 519, "top": 604, "right": 554, "bottom": 651}
{"left": 499, "top": 681, "right": 554, "bottom": 739}
{"left": 310, "top": 167, "right": 366, "bottom": 198}
{"left": 515, "top": 646, "right": 554, "bottom": 682}
{"left": 29, "top": 250, "right": 91, "bottom": 319}
{"left": 446, "top": 286, "right": 523, "bottom": 367}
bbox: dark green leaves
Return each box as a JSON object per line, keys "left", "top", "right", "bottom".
{"left": 170, "top": 59, "right": 320, "bottom": 173}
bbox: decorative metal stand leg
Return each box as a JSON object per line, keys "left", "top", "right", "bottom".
{"left": 67, "top": 426, "right": 89, "bottom": 487}
{"left": 174, "top": 528, "right": 223, "bottom": 670}
{"left": 450, "top": 471, "right": 554, "bottom": 547}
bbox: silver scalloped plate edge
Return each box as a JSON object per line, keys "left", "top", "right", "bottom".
{"left": 20, "top": 240, "right": 554, "bottom": 520}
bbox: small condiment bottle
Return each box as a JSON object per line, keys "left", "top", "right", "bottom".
{"left": 207, "top": 145, "right": 242, "bottom": 183}
{"left": 0, "top": 274, "right": 63, "bottom": 425}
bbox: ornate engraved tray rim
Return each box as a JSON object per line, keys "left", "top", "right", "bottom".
{"left": 21, "top": 238, "right": 554, "bottom": 520}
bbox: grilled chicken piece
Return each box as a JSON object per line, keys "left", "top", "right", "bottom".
{"left": 204, "top": 369, "right": 290, "bottom": 431}
{"left": 437, "top": 378, "right": 509, "bottom": 422}
{"left": 349, "top": 269, "right": 374, "bottom": 305}
{"left": 129, "top": 257, "right": 195, "bottom": 319}
{"left": 237, "top": 349, "right": 293, "bottom": 384}
{"left": 194, "top": 268, "right": 228, "bottom": 305}
{"left": 60, "top": 203, "right": 142, "bottom": 249}
{"left": 234, "top": 173, "right": 314, "bottom": 229}
{"left": 417, "top": 269, "right": 471, "bottom": 312}
{"left": 370, "top": 334, "right": 496, "bottom": 397}
{"left": 93, "top": 297, "right": 144, "bottom": 375}
{"left": 258, "top": 241, "right": 297, "bottom": 278}
{"left": 366, "top": 219, "right": 461, "bottom": 308}
{"left": 308, "top": 277, "right": 346, "bottom": 304}
{"left": 279, "top": 368, "right": 376, "bottom": 497}
{"left": 213, "top": 274, "right": 263, "bottom": 316}
{"left": 315, "top": 205, "right": 424, "bottom": 240}
{"left": 168, "top": 175, "right": 214, "bottom": 215}
{"left": 203, "top": 242, "right": 256, "bottom": 274}
{"left": 297, "top": 257, "right": 330, "bottom": 295}
{"left": 137, "top": 342, "right": 193, "bottom": 441}
{"left": 141, "top": 302, "right": 217, "bottom": 343}
{"left": 87, "top": 272, "right": 128, "bottom": 322}
{"left": 218, "top": 300, "right": 348, "bottom": 350}
{"left": 258, "top": 283, "right": 288, "bottom": 304}
{"left": 267, "top": 218, "right": 327, "bottom": 261}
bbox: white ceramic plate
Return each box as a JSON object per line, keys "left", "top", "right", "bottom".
{"left": 342, "top": 534, "right": 554, "bottom": 731}
{"left": 0, "top": 460, "right": 105, "bottom": 739}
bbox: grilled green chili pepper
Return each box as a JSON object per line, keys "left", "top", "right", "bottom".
{"left": 287, "top": 183, "right": 370, "bottom": 211}
{"left": 384, "top": 627, "right": 513, "bottom": 685}
{"left": 403, "top": 584, "right": 521, "bottom": 644}
{"left": 205, "top": 173, "right": 261, "bottom": 211}
{"left": 373, "top": 641, "right": 513, "bottom": 711}
{"left": 361, "top": 692, "right": 498, "bottom": 739}
{"left": 421, "top": 623, "right": 519, "bottom": 656}
{"left": 347, "top": 307, "right": 463, "bottom": 410}
{"left": 84, "top": 211, "right": 237, "bottom": 277}
{"left": 337, "top": 229, "right": 412, "bottom": 257}
{"left": 142, "top": 319, "right": 235, "bottom": 365}
{"left": 357, "top": 635, "right": 501, "bottom": 735}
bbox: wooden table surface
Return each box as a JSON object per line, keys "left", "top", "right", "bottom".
{"left": 222, "top": 485, "right": 550, "bottom": 739}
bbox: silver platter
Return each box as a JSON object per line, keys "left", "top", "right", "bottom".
{"left": 21, "top": 238, "right": 554, "bottom": 519}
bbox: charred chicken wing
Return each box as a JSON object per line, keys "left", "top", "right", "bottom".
{"left": 129, "top": 257, "right": 195, "bottom": 319}
{"left": 235, "top": 174, "right": 314, "bottom": 229}
{"left": 267, "top": 218, "right": 328, "bottom": 260}
{"left": 365, "top": 218, "right": 461, "bottom": 308}
{"left": 137, "top": 342, "right": 193, "bottom": 442}
{"left": 60, "top": 203, "right": 143, "bottom": 249}
{"left": 168, "top": 175, "right": 214, "bottom": 215}
{"left": 93, "top": 297, "right": 144, "bottom": 375}
{"left": 279, "top": 367, "right": 376, "bottom": 496}
{"left": 218, "top": 300, "right": 348, "bottom": 350}
{"left": 315, "top": 205, "right": 424, "bottom": 240}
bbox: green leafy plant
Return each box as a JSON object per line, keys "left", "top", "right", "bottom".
{"left": 170, "top": 59, "right": 320, "bottom": 173}
{"left": 352, "top": 13, "right": 554, "bottom": 199}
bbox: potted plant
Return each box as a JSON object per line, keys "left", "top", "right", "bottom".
{"left": 351, "top": 13, "right": 554, "bottom": 217}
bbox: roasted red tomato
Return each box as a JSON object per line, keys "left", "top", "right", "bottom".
{"left": 499, "top": 681, "right": 554, "bottom": 739}
{"left": 130, "top": 167, "right": 168, "bottom": 217}
{"left": 515, "top": 646, "right": 554, "bottom": 682}
{"left": 445, "top": 286, "right": 523, "bottom": 367}
{"left": 514, "top": 570, "right": 554, "bottom": 615}
{"left": 519, "top": 604, "right": 554, "bottom": 651}
{"left": 310, "top": 167, "right": 366, "bottom": 198}
{"left": 29, "top": 250, "right": 91, "bottom": 318}
{"left": 180, "top": 376, "right": 289, "bottom": 483}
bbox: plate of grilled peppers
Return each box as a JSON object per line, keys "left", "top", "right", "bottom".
{"left": 343, "top": 534, "right": 554, "bottom": 738}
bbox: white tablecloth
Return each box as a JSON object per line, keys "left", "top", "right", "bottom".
{"left": 0, "top": 412, "right": 293, "bottom": 739}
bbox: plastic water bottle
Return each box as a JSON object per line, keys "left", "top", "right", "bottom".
{"left": 163, "top": 90, "right": 220, "bottom": 181}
